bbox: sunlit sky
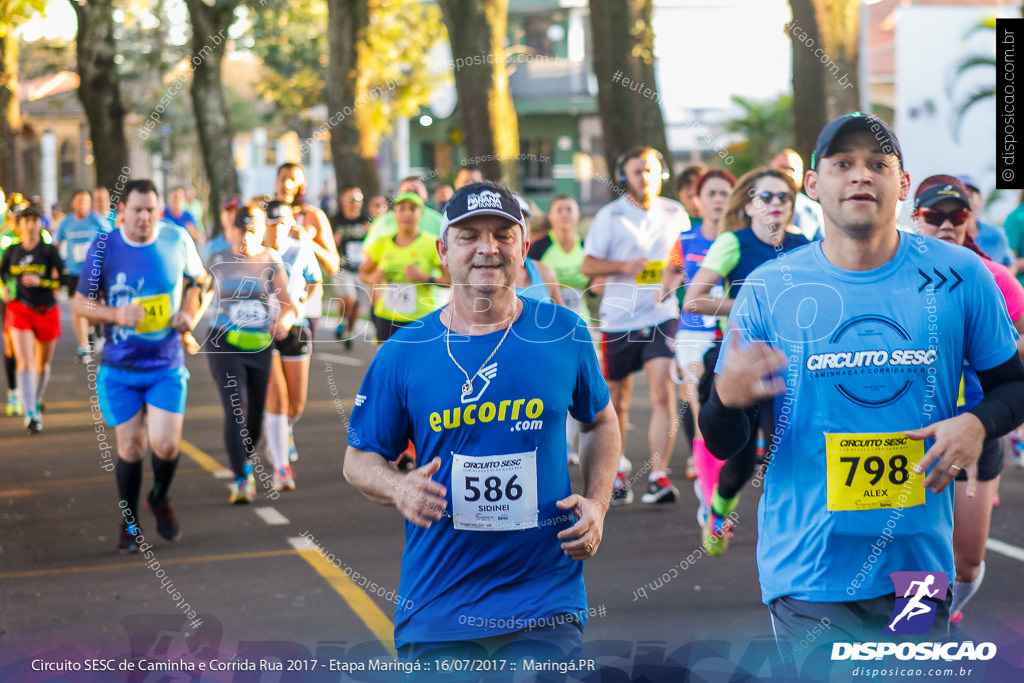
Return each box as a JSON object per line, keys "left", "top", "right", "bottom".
{"left": 21, "top": 0, "right": 794, "bottom": 110}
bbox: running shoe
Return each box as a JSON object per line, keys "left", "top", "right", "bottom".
{"left": 703, "top": 510, "right": 734, "bottom": 556}
{"left": 396, "top": 441, "right": 416, "bottom": 471}
{"left": 273, "top": 466, "right": 296, "bottom": 491}
{"left": 288, "top": 432, "right": 298, "bottom": 462}
{"left": 567, "top": 451, "right": 581, "bottom": 466}
{"left": 147, "top": 492, "right": 181, "bottom": 542}
{"left": 702, "top": 488, "right": 740, "bottom": 556}
{"left": 685, "top": 455, "right": 697, "bottom": 480}
{"left": 641, "top": 476, "right": 679, "bottom": 504}
{"left": 345, "top": 336, "right": 354, "bottom": 351}
{"left": 610, "top": 472, "right": 633, "bottom": 506}
{"left": 118, "top": 521, "right": 142, "bottom": 554}
{"left": 77, "top": 347, "right": 92, "bottom": 364}
{"left": 335, "top": 323, "right": 344, "bottom": 341}
{"left": 694, "top": 479, "right": 709, "bottom": 528}
{"left": 229, "top": 475, "right": 256, "bottom": 504}
{"left": 949, "top": 611, "right": 964, "bottom": 624}
{"left": 6, "top": 390, "right": 22, "bottom": 416}
{"left": 36, "top": 398, "right": 45, "bottom": 414}
{"left": 25, "top": 413, "right": 42, "bottom": 434}
{"left": 619, "top": 455, "right": 633, "bottom": 478}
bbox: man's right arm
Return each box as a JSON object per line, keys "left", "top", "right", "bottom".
{"left": 581, "top": 255, "right": 646, "bottom": 278}
{"left": 72, "top": 292, "right": 144, "bottom": 327}
{"left": 344, "top": 447, "right": 448, "bottom": 528}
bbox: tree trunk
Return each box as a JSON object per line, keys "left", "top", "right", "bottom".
{"left": 184, "top": 0, "right": 239, "bottom": 235}
{"left": 438, "top": 0, "right": 520, "bottom": 188}
{"left": 588, "top": 0, "right": 672, "bottom": 196}
{"left": 325, "top": 0, "right": 370, "bottom": 195}
{"left": 69, "top": 0, "right": 129, "bottom": 198}
{"left": 788, "top": 0, "right": 860, "bottom": 165}
{"left": 0, "top": 32, "right": 19, "bottom": 189}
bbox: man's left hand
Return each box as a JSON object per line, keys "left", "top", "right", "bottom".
{"left": 906, "top": 412, "right": 985, "bottom": 496}
{"left": 556, "top": 494, "right": 604, "bottom": 560}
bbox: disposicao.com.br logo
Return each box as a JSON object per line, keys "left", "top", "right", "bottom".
{"left": 831, "top": 571, "right": 997, "bottom": 663}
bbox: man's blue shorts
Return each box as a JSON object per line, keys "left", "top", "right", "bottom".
{"left": 96, "top": 365, "right": 190, "bottom": 426}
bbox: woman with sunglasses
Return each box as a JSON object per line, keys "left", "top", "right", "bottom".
{"left": 659, "top": 169, "right": 736, "bottom": 505}
{"left": 911, "top": 175, "right": 1024, "bottom": 624}
{"left": 682, "top": 168, "right": 809, "bottom": 555}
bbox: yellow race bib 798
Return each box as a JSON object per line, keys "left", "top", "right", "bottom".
{"left": 825, "top": 433, "right": 926, "bottom": 511}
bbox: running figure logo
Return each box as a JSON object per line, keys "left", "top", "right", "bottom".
{"left": 884, "top": 571, "right": 949, "bottom": 634}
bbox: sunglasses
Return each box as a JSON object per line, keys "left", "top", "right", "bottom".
{"left": 754, "top": 191, "right": 793, "bottom": 204}
{"left": 914, "top": 208, "right": 970, "bottom": 227}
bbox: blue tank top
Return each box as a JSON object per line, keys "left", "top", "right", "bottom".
{"left": 729, "top": 227, "right": 810, "bottom": 298}
{"left": 516, "top": 257, "right": 551, "bottom": 303}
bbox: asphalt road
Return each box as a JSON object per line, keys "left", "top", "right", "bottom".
{"left": 2, "top": 304, "right": 1023, "bottom": 682}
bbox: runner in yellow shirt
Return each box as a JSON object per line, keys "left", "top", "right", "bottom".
{"left": 359, "top": 192, "right": 450, "bottom": 343}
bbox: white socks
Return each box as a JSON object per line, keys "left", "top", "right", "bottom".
{"left": 17, "top": 370, "right": 36, "bottom": 416}
{"left": 265, "top": 413, "right": 290, "bottom": 470}
{"left": 950, "top": 561, "right": 985, "bottom": 616}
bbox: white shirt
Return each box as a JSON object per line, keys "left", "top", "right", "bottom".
{"left": 583, "top": 194, "right": 687, "bottom": 332}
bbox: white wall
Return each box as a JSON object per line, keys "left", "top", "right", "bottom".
{"left": 896, "top": 5, "right": 1017, "bottom": 223}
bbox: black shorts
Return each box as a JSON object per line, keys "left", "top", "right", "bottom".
{"left": 601, "top": 319, "right": 676, "bottom": 382}
{"left": 956, "top": 437, "right": 1004, "bottom": 482}
{"left": 62, "top": 274, "right": 79, "bottom": 297}
{"left": 274, "top": 323, "right": 312, "bottom": 359}
{"left": 373, "top": 314, "right": 410, "bottom": 344}
{"left": 769, "top": 592, "right": 951, "bottom": 655}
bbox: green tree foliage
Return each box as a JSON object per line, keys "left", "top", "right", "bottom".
{"left": 1, "top": 0, "right": 46, "bottom": 187}
{"left": 250, "top": 0, "right": 447, "bottom": 135}
{"left": 724, "top": 94, "right": 794, "bottom": 176}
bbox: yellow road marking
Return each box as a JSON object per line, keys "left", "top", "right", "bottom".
{"left": 290, "top": 538, "right": 396, "bottom": 655}
{"left": 0, "top": 549, "right": 298, "bottom": 580}
{"left": 178, "top": 439, "right": 226, "bottom": 474}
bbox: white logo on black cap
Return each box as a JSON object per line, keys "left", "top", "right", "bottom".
{"left": 467, "top": 191, "right": 502, "bottom": 211}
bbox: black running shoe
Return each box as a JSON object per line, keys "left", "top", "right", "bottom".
{"left": 147, "top": 493, "right": 181, "bottom": 542}
{"left": 118, "top": 522, "right": 142, "bottom": 554}
{"left": 641, "top": 476, "right": 679, "bottom": 504}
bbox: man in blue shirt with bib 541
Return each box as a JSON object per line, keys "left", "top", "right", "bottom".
{"left": 73, "top": 179, "right": 205, "bottom": 554}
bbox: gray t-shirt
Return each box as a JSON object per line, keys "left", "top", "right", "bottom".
{"left": 204, "top": 248, "right": 284, "bottom": 335}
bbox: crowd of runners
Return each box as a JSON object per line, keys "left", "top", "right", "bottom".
{"left": 4, "top": 111, "right": 1024, "bottom": 665}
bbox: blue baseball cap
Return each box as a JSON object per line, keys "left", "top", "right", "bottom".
{"left": 810, "top": 112, "right": 904, "bottom": 171}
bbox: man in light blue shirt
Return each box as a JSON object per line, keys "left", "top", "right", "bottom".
{"left": 55, "top": 189, "right": 109, "bottom": 360}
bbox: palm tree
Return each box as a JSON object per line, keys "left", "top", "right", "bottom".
{"left": 724, "top": 95, "right": 794, "bottom": 176}
{"left": 948, "top": 17, "right": 996, "bottom": 141}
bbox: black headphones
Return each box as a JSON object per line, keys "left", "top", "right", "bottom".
{"left": 615, "top": 147, "right": 671, "bottom": 185}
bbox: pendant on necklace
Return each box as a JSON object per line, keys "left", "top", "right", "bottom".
{"left": 462, "top": 381, "right": 473, "bottom": 397}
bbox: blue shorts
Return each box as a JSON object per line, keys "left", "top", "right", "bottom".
{"left": 96, "top": 365, "right": 190, "bottom": 426}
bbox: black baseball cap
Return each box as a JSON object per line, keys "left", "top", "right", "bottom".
{"left": 234, "top": 206, "right": 258, "bottom": 232}
{"left": 913, "top": 176, "right": 971, "bottom": 211}
{"left": 440, "top": 182, "right": 525, "bottom": 239}
{"left": 265, "top": 200, "right": 291, "bottom": 224}
{"left": 810, "top": 112, "right": 904, "bottom": 171}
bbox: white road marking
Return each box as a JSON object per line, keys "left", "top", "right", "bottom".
{"left": 288, "top": 535, "right": 317, "bottom": 551}
{"left": 254, "top": 507, "right": 290, "bottom": 526}
{"left": 986, "top": 537, "right": 1024, "bottom": 563}
{"left": 315, "top": 352, "right": 364, "bottom": 367}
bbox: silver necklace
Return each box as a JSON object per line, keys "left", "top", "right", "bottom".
{"left": 445, "top": 303, "right": 517, "bottom": 397}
